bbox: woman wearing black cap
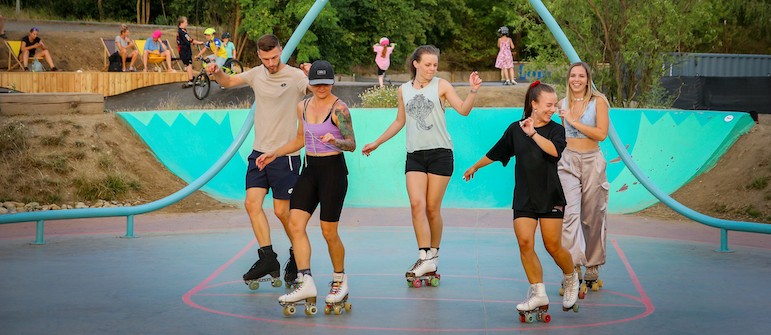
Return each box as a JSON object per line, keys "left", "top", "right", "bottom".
{"left": 258, "top": 60, "right": 357, "bottom": 316}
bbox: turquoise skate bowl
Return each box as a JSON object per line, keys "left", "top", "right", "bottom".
{"left": 117, "top": 108, "right": 754, "bottom": 213}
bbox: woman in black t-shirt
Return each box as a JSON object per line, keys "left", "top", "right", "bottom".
{"left": 463, "top": 81, "right": 579, "bottom": 321}
{"left": 20, "top": 27, "right": 58, "bottom": 71}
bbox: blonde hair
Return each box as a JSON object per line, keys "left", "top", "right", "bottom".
{"left": 566, "top": 62, "right": 610, "bottom": 110}
{"left": 120, "top": 24, "right": 129, "bottom": 34}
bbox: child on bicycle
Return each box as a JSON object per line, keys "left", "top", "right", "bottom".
{"left": 177, "top": 16, "right": 204, "bottom": 88}
{"left": 222, "top": 32, "right": 237, "bottom": 70}
{"left": 195, "top": 27, "right": 227, "bottom": 68}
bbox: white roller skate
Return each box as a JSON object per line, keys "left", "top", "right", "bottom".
{"left": 324, "top": 273, "right": 352, "bottom": 315}
{"left": 517, "top": 283, "right": 551, "bottom": 323}
{"left": 405, "top": 250, "right": 440, "bottom": 288}
{"left": 584, "top": 265, "right": 604, "bottom": 291}
{"left": 562, "top": 271, "right": 580, "bottom": 313}
{"left": 560, "top": 265, "right": 587, "bottom": 299}
{"left": 278, "top": 273, "right": 318, "bottom": 316}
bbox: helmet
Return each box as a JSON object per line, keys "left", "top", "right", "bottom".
{"left": 498, "top": 26, "right": 509, "bottom": 35}
{"left": 222, "top": 32, "right": 231, "bottom": 39}
{"left": 204, "top": 28, "right": 216, "bottom": 35}
{"left": 379, "top": 37, "right": 389, "bottom": 46}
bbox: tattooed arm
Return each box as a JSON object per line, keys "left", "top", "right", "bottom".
{"left": 324, "top": 101, "right": 356, "bottom": 152}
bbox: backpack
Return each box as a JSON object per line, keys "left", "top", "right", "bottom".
{"left": 30, "top": 59, "right": 44, "bottom": 72}
{"left": 108, "top": 52, "right": 122, "bottom": 72}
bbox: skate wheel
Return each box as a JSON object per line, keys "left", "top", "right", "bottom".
{"left": 591, "top": 282, "right": 600, "bottom": 291}
{"left": 578, "top": 291, "right": 586, "bottom": 299}
{"left": 272, "top": 279, "right": 283, "bottom": 288}
{"left": 525, "top": 313, "right": 535, "bottom": 323}
{"left": 412, "top": 279, "right": 422, "bottom": 288}
{"left": 519, "top": 314, "right": 526, "bottom": 323}
{"left": 247, "top": 280, "right": 259, "bottom": 290}
{"left": 334, "top": 305, "right": 342, "bottom": 315}
{"left": 543, "top": 313, "right": 551, "bottom": 323}
{"left": 284, "top": 306, "right": 296, "bottom": 316}
{"left": 306, "top": 305, "right": 317, "bottom": 315}
{"left": 344, "top": 302, "right": 352, "bottom": 313}
{"left": 407, "top": 280, "right": 414, "bottom": 288}
{"left": 285, "top": 282, "right": 293, "bottom": 289}
{"left": 430, "top": 277, "right": 440, "bottom": 287}
{"left": 324, "top": 305, "right": 331, "bottom": 315}
{"left": 558, "top": 287, "right": 564, "bottom": 296}
{"left": 573, "top": 304, "right": 579, "bottom": 313}
{"left": 597, "top": 279, "right": 604, "bottom": 288}
{"left": 580, "top": 283, "right": 588, "bottom": 294}
{"left": 435, "top": 273, "right": 441, "bottom": 279}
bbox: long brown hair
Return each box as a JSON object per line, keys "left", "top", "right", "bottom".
{"left": 380, "top": 44, "right": 387, "bottom": 58}
{"left": 523, "top": 81, "right": 556, "bottom": 118}
{"left": 408, "top": 45, "right": 440, "bottom": 79}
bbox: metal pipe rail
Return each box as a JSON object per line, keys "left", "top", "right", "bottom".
{"left": 0, "top": 0, "right": 331, "bottom": 244}
{"left": 528, "top": 0, "right": 770, "bottom": 252}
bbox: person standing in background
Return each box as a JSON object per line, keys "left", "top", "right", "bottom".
{"left": 495, "top": 26, "right": 516, "bottom": 85}
{"left": 373, "top": 37, "right": 396, "bottom": 87}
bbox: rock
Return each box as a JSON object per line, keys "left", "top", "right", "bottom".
{"left": 3, "top": 201, "right": 15, "bottom": 209}
{"left": 49, "top": 204, "right": 61, "bottom": 210}
{"left": 16, "top": 207, "right": 26, "bottom": 212}
{"left": 75, "top": 202, "right": 88, "bottom": 209}
{"left": 41, "top": 205, "right": 50, "bottom": 211}
{"left": 0, "top": 207, "right": 7, "bottom": 214}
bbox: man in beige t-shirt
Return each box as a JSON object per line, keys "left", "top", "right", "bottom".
{"left": 208, "top": 34, "right": 309, "bottom": 288}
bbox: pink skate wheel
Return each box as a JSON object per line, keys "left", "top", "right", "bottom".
{"left": 543, "top": 313, "right": 551, "bottom": 323}
{"left": 412, "top": 279, "right": 422, "bottom": 288}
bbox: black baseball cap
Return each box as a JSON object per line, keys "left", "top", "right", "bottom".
{"left": 308, "top": 60, "right": 335, "bottom": 85}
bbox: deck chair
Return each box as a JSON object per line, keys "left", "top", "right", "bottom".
{"left": 5, "top": 40, "right": 45, "bottom": 71}
{"left": 163, "top": 39, "right": 184, "bottom": 71}
{"left": 135, "top": 39, "right": 167, "bottom": 71}
{"left": 101, "top": 37, "right": 137, "bottom": 72}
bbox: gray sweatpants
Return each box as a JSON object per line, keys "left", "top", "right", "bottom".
{"left": 558, "top": 148, "right": 609, "bottom": 267}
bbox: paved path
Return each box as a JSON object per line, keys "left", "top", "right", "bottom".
{"left": 1, "top": 209, "right": 769, "bottom": 334}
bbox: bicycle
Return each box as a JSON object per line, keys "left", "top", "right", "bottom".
{"left": 193, "top": 56, "right": 244, "bottom": 100}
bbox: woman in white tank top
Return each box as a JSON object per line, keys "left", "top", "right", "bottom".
{"left": 362, "top": 45, "right": 482, "bottom": 285}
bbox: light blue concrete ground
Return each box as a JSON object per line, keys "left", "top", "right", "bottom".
{"left": 1, "top": 209, "right": 769, "bottom": 334}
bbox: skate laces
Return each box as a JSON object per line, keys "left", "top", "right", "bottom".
{"left": 409, "top": 258, "right": 426, "bottom": 272}
{"left": 328, "top": 281, "right": 342, "bottom": 295}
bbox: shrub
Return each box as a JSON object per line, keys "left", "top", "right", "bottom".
{"left": 359, "top": 86, "right": 399, "bottom": 108}
{"left": 0, "top": 121, "right": 30, "bottom": 153}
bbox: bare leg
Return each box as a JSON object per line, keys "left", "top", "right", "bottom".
{"left": 142, "top": 53, "right": 149, "bottom": 72}
{"left": 129, "top": 50, "right": 138, "bottom": 69}
{"left": 121, "top": 50, "right": 128, "bottom": 70}
{"left": 321, "top": 220, "right": 345, "bottom": 272}
{"left": 40, "top": 50, "right": 55, "bottom": 69}
{"left": 378, "top": 75, "right": 384, "bottom": 87}
{"left": 245, "top": 187, "right": 272, "bottom": 246}
{"left": 21, "top": 50, "right": 30, "bottom": 68}
{"left": 540, "top": 217, "right": 575, "bottom": 273}
{"left": 405, "top": 172, "right": 430, "bottom": 248}
{"left": 425, "top": 173, "right": 450, "bottom": 248}
{"left": 513, "top": 217, "right": 543, "bottom": 283}
{"left": 287, "top": 209, "right": 312, "bottom": 270}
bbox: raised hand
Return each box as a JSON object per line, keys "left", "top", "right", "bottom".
{"left": 469, "top": 71, "right": 483, "bottom": 91}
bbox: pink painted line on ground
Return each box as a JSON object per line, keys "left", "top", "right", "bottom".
{"left": 182, "top": 238, "right": 655, "bottom": 332}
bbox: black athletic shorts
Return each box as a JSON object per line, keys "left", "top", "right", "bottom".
{"left": 405, "top": 148, "right": 454, "bottom": 176}
{"left": 377, "top": 68, "right": 386, "bottom": 76}
{"left": 513, "top": 207, "right": 565, "bottom": 220}
{"left": 180, "top": 49, "right": 193, "bottom": 66}
{"left": 245, "top": 150, "right": 300, "bottom": 200}
{"left": 290, "top": 154, "right": 349, "bottom": 222}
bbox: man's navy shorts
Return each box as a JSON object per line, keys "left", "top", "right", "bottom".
{"left": 246, "top": 150, "right": 300, "bottom": 200}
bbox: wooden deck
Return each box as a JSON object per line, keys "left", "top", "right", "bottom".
{"left": 0, "top": 71, "right": 188, "bottom": 97}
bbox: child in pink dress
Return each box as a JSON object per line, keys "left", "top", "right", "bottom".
{"left": 373, "top": 37, "right": 396, "bottom": 87}
{"left": 495, "top": 26, "right": 517, "bottom": 85}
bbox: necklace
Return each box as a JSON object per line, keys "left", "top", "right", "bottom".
{"left": 572, "top": 97, "right": 585, "bottom": 102}
{"left": 415, "top": 79, "right": 430, "bottom": 88}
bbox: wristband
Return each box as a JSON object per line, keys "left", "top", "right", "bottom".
{"left": 469, "top": 89, "right": 478, "bottom": 94}
{"left": 528, "top": 131, "right": 536, "bottom": 138}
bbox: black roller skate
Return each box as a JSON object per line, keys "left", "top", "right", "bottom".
{"left": 243, "top": 248, "right": 282, "bottom": 290}
{"left": 284, "top": 248, "right": 298, "bottom": 289}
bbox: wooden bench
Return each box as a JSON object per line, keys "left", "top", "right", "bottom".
{"left": 4, "top": 40, "right": 45, "bottom": 71}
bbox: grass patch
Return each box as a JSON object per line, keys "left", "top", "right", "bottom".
{"left": 0, "top": 121, "right": 30, "bottom": 153}
{"left": 73, "top": 174, "right": 141, "bottom": 201}
{"left": 99, "top": 156, "right": 114, "bottom": 170}
{"left": 39, "top": 130, "right": 70, "bottom": 147}
{"left": 742, "top": 205, "right": 763, "bottom": 218}
{"left": 711, "top": 203, "right": 731, "bottom": 214}
{"left": 746, "top": 176, "right": 769, "bottom": 190}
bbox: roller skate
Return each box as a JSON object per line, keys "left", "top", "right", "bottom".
{"left": 284, "top": 248, "right": 298, "bottom": 289}
{"left": 405, "top": 250, "right": 440, "bottom": 288}
{"left": 243, "top": 248, "right": 282, "bottom": 290}
{"left": 517, "top": 283, "right": 551, "bottom": 323}
{"left": 559, "top": 265, "right": 587, "bottom": 299}
{"left": 584, "top": 265, "right": 604, "bottom": 292}
{"left": 324, "top": 273, "right": 352, "bottom": 315}
{"left": 562, "top": 271, "right": 580, "bottom": 313}
{"left": 278, "top": 273, "right": 318, "bottom": 316}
